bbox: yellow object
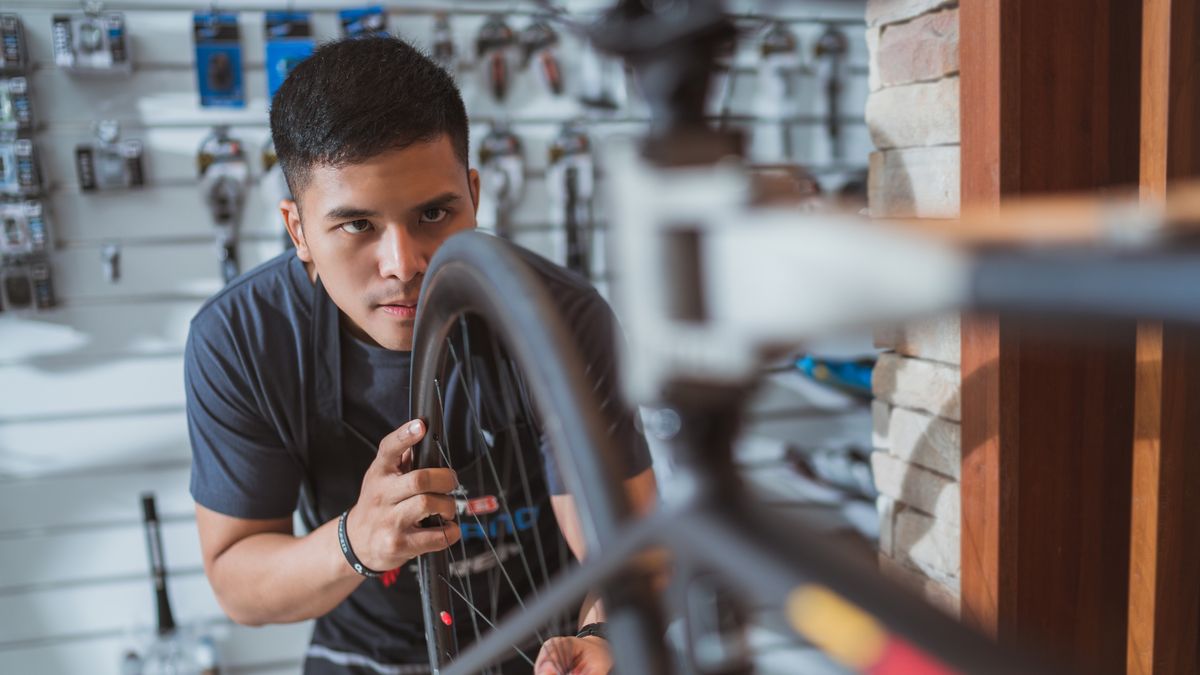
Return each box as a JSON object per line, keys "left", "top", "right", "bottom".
{"left": 786, "top": 585, "right": 888, "bottom": 669}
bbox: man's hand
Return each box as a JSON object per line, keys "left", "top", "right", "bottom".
{"left": 534, "top": 636, "right": 612, "bottom": 675}
{"left": 345, "top": 419, "right": 461, "bottom": 571}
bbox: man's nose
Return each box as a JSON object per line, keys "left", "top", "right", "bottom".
{"left": 377, "top": 225, "right": 425, "bottom": 283}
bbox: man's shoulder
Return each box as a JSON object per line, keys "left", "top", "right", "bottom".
{"left": 512, "top": 245, "right": 605, "bottom": 311}
{"left": 189, "top": 251, "right": 311, "bottom": 353}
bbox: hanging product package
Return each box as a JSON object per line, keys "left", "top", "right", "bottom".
{"left": 75, "top": 120, "right": 144, "bottom": 191}
{"left": 0, "top": 200, "right": 53, "bottom": 311}
{"left": 51, "top": 10, "right": 133, "bottom": 76}
{"left": 0, "top": 75, "right": 32, "bottom": 136}
{"left": 265, "top": 11, "right": 314, "bottom": 101}
{"left": 0, "top": 137, "right": 42, "bottom": 197}
{"left": 339, "top": 6, "right": 388, "bottom": 39}
{"left": 193, "top": 12, "right": 245, "bottom": 108}
{"left": 197, "top": 126, "right": 249, "bottom": 284}
{"left": 0, "top": 14, "right": 28, "bottom": 74}
{"left": 0, "top": 200, "right": 48, "bottom": 258}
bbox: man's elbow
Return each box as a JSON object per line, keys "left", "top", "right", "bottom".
{"left": 209, "top": 576, "right": 271, "bottom": 627}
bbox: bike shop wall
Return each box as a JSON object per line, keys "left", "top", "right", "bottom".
{"left": 863, "top": 0, "right": 964, "bottom": 616}
{"left": 0, "top": 1, "right": 873, "bottom": 673}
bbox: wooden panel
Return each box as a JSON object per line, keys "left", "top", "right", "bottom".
{"left": 1127, "top": 1, "right": 1200, "bottom": 673}
{"left": 959, "top": 0, "right": 1143, "bottom": 671}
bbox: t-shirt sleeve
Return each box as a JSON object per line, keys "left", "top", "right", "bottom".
{"left": 542, "top": 288, "right": 653, "bottom": 495}
{"left": 185, "top": 314, "right": 303, "bottom": 519}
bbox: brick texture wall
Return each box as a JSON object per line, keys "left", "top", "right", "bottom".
{"left": 864, "top": 0, "right": 962, "bottom": 615}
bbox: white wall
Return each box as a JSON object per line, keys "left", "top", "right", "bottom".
{"left": 0, "top": 1, "right": 869, "bottom": 673}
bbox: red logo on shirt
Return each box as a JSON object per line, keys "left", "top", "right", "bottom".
{"left": 381, "top": 567, "right": 402, "bottom": 588}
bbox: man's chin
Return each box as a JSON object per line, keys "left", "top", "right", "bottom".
{"left": 355, "top": 318, "right": 414, "bottom": 351}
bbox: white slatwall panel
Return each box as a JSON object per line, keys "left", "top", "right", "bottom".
{"left": 0, "top": 1, "right": 869, "bottom": 673}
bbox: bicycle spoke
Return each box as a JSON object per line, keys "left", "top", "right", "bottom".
{"left": 433, "top": 399, "right": 545, "bottom": 646}
{"left": 439, "top": 575, "right": 538, "bottom": 669}
{"left": 485, "top": 335, "right": 556, "bottom": 594}
{"left": 449, "top": 337, "right": 546, "bottom": 604}
{"left": 433, "top": 376, "right": 487, "bottom": 655}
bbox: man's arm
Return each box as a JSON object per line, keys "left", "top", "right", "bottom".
{"left": 534, "top": 468, "right": 658, "bottom": 674}
{"left": 196, "top": 420, "right": 462, "bottom": 626}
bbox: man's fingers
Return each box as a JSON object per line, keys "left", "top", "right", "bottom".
{"left": 406, "top": 519, "right": 463, "bottom": 553}
{"left": 536, "top": 638, "right": 577, "bottom": 675}
{"left": 397, "top": 492, "right": 458, "bottom": 526}
{"left": 373, "top": 419, "right": 424, "bottom": 473}
{"left": 400, "top": 447, "right": 413, "bottom": 474}
{"left": 394, "top": 467, "right": 458, "bottom": 500}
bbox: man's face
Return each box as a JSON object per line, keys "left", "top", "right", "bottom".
{"left": 281, "top": 135, "right": 480, "bottom": 351}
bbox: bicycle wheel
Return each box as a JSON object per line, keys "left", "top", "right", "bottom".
{"left": 409, "top": 231, "right": 660, "bottom": 674}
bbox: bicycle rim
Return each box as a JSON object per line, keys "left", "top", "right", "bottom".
{"left": 409, "top": 232, "right": 642, "bottom": 673}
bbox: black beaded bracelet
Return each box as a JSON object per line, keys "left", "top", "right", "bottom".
{"left": 337, "top": 509, "right": 384, "bottom": 578}
{"left": 575, "top": 622, "right": 607, "bottom": 641}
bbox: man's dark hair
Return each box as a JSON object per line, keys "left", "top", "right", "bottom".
{"left": 270, "top": 36, "right": 470, "bottom": 199}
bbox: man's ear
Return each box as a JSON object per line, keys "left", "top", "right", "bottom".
{"left": 280, "top": 199, "right": 312, "bottom": 263}
{"left": 468, "top": 168, "right": 481, "bottom": 217}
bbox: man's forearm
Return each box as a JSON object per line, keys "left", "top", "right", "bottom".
{"left": 209, "top": 516, "right": 366, "bottom": 625}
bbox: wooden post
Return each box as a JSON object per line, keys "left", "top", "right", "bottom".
{"left": 959, "top": 1, "right": 1143, "bottom": 671}
{"left": 1127, "top": 1, "right": 1200, "bottom": 673}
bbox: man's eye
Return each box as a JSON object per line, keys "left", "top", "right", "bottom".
{"left": 340, "top": 220, "right": 372, "bottom": 234}
{"left": 421, "top": 208, "right": 448, "bottom": 224}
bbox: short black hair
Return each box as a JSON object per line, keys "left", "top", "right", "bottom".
{"left": 270, "top": 36, "right": 470, "bottom": 199}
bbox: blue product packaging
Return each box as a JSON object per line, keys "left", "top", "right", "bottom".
{"left": 193, "top": 12, "right": 245, "bottom": 108}
{"left": 265, "top": 11, "right": 314, "bottom": 101}
{"left": 339, "top": 6, "right": 388, "bottom": 38}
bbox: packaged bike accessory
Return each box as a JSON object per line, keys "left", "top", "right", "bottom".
{"left": 197, "top": 126, "right": 248, "bottom": 284}
{"left": 52, "top": 5, "right": 133, "bottom": 76}
{"left": 1, "top": 76, "right": 32, "bottom": 136}
{"left": 75, "top": 120, "right": 144, "bottom": 191}
{"left": 193, "top": 12, "right": 245, "bottom": 108}
{"left": 1, "top": 14, "right": 29, "bottom": 74}
{"left": 547, "top": 123, "right": 594, "bottom": 274}
{"left": 519, "top": 20, "right": 563, "bottom": 96}
{"left": 339, "top": 6, "right": 388, "bottom": 39}
{"left": 264, "top": 11, "right": 314, "bottom": 101}
{"left": 1, "top": 201, "right": 54, "bottom": 311}
{"left": 0, "top": 258, "right": 54, "bottom": 311}
{"left": 478, "top": 126, "right": 524, "bottom": 240}
{"left": 431, "top": 13, "right": 456, "bottom": 73}
{"left": 0, "top": 200, "right": 48, "bottom": 257}
{"left": 475, "top": 15, "right": 517, "bottom": 102}
{"left": 0, "top": 137, "right": 42, "bottom": 197}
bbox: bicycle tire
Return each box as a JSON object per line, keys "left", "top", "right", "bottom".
{"left": 409, "top": 231, "right": 659, "bottom": 673}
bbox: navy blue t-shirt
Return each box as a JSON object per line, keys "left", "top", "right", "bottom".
{"left": 185, "top": 247, "right": 651, "bottom": 673}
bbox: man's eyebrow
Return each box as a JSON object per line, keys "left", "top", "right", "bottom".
{"left": 324, "top": 205, "right": 380, "bottom": 221}
{"left": 411, "top": 192, "right": 463, "bottom": 213}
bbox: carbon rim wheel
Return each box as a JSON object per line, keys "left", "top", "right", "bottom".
{"left": 409, "top": 232, "right": 637, "bottom": 673}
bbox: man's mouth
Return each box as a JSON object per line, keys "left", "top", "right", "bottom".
{"left": 378, "top": 301, "right": 417, "bottom": 319}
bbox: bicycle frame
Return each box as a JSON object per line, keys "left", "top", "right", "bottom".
{"left": 434, "top": 382, "right": 1052, "bottom": 675}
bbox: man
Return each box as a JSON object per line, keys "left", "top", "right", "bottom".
{"left": 185, "top": 37, "right": 657, "bottom": 675}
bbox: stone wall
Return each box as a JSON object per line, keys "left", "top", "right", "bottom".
{"left": 864, "top": 0, "right": 963, "bottom": 615}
